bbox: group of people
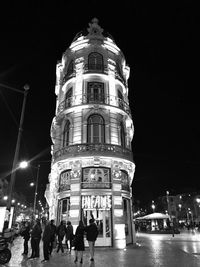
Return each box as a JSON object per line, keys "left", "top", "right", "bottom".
{"left": 20, "top": 217, "right": 98, "bottom": 264}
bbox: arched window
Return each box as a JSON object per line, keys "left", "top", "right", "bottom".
{"left": 118, "top": 89, "right": 124, "bottom": 109}
{"left": 65, "top": 87, "right": 72, "bottom": 108}
{"left": 87, "top": 115, "right": 105, "bottom": 144}
{"left": 120, "top": 122, "right": 126, "bottom": 148}
{"left": 87, "top": 82, "right": 104, "bottom": 103}
{"left": 63, "top": 120, "right": 70, "bottom": 146}
{"left": 88, "top": 52, "right": 103, "bottom": 70}
{"left": 66, "top": 60, "right": 74, "bottom": 76}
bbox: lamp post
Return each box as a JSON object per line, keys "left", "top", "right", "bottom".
{"left": 33, "top": 164, "right": 40, "bottom": 218}
{"left": 1, "top": 84, "right": 29, "bottom": 229}
{"left": 19, "top": 161, "right": 40, "bottom": 219}
{"left": 151, "top": 200, "right": 155, "bottom": 213}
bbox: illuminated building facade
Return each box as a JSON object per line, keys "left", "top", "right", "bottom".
{"left": 45, "top": 18, "right": 135, "bottom": 248}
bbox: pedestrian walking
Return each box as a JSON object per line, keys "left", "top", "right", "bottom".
{"left": 65, "top": 221, "right": 74, "bottom": 253}
{"left": 85, "top": 218, "right": 98, "bottom": 262}
{"left": 56, "top": 220, "right": 66, "bottom": 253}
{"left": 20, "top": 221, "right": 30, "bottom": 256}
{"left": 28, "top": 218, "right": 42, "bottom": 260}
{"left": 49, "top": 219, "right": 57, "bottom": 255}
{"left": 41, "top": 220, "right": 51, "bottom": 263}
{"left": 74, "top": 220, "right": 85, "bottom": 264}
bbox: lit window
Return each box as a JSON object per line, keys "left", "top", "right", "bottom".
{"left": 87, "top": 82, "right": 104, "bottom": 103}
{"left": 65, "top": 87, "right": 72, "bottom": 108}
{"left": 87, "top": 114, "right": 105, "bottom": 144}
{"left": 63, "top": 120, "right": 70, "bottom": 146}
{"left": 120, "top": 122, "right": 126, "bottom": 148}
{"left": 118, "top": 90, "right": 124, "bottom": 109}
{"left": 88, "top": 52, "right": 103, "bottom": 70}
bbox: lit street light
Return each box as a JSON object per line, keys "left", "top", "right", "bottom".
{"left": 19, "top": 161, "right": 40, "bottom": 219}
{"left": 151, "top": 200, "right": 155, "bottom": 213}
{"left": 0, "top": 83, "right": 30, "bottom": 229}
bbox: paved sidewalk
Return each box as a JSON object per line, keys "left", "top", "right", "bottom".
{"left": 6, "top": 233, "right": 200, "bottom": 267}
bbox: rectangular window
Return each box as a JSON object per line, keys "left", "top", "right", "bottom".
{"left": 59, "top": 170, "right": 71, "bottom": 191}
{"left": 87, "top": 82, "right": 104, "bottom": 103}
{"left": 82, "top": 167, "right": 111, "bottom": 189}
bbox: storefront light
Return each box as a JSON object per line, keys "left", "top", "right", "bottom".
{"left": 69, "top": 210, "right": 79, "bottom": 218}
{"left": 114, "top": 209, "right": 123, "bottom": 217}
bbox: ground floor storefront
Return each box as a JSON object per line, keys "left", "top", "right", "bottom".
{"left": 57, "top": 194, "right": 133, "bottom": 248}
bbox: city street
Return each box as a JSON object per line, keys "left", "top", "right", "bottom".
{"left": 5, "top": 230, "right": 200, "bottom": 267}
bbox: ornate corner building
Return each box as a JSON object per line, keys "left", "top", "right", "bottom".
{"left": 45, "top": 18, "right": 135, "bottom": 248}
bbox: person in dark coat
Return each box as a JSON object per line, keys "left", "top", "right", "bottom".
{"left": 49, "top": 219, "right": 57, "bottom": 255}
{"left": 41, "top": 220, "right": 51, "bottom": 263}
{"left": 20, "top": 221, "right": 30, "bottom": 255}
{"left": 56, "top": 220, "right": 66, "bottom": 253}
{"left": 74, "top": 221, "right": 85, "bottom": 264}
{"left": 28, "top": 218, "right": 42, "bottom": 259}
{"left": 65, "top": 221, "right": 74, "bottom": 253}
{"left": 85, "top": 218, "right": 98, "bottom": 261}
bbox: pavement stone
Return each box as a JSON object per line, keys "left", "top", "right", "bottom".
{"left": 4, "top": 231, "right": 200, "bottom": 267}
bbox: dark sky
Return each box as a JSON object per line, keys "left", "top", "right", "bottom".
{"left": 0, "top": 2, "right": 199, "bottom": 207}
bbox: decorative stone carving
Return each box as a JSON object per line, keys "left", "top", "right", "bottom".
{"left": 87, "top": 18, "right": 104, "bottom": 38}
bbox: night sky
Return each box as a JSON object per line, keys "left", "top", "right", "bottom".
{"left": 0, "top": 2, "right": 199, "bottom": 207}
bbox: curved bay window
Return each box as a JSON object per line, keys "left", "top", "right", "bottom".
{"left": 65, "top": 87, "right": 72, "bottom": 108}
{"left": 63, "top": 120, "right": 70, "bottom": 146}
{"left": 82, "top": 167, "right": 111, "bottom": 189}
{"left": 88, "top": 52, "right": 104, "bottom": 71}
{"left": 87, "top": 82, "right": 105, "bottom": 103}
{"left": 121, "top": 170, "right": 130, "bottom": 191}
{"left": 59, "top": 170, "right": 71, "bottom": 191}
{"left": 87, "top": 114, "right": 105, "bottom": 144}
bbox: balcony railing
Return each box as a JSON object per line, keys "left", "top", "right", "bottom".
{"left": 57, "top": 94, "right": 132, "bottom": 116}
{"left": 53, "top": 143, "right": 133, "bottom": 162}
{"left": 61, "top": 65, "right": 126, "bottom": 86}
{"left": 84, "top": 64, "right": 108, "bottom": 74}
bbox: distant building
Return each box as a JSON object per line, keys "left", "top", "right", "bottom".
{"left": 45, "top": 18, "right": 135, "bottom": 248}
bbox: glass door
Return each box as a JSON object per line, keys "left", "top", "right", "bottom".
{"left": 82, "top": 209, "right": 112, "bottom": 246}
{"left": 123, "top": 198, "right": 132, "bottom": 244}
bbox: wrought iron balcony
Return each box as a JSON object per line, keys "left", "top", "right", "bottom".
{"left": 62, "top": 65, "right": 126, "bottom": 86}
{"left": 84, "top": 64, "right": 108, "bottom": 74}
{"left": 57, "top": 94, "right": 132, "bottom": 116}
{"left": 53, "top": 143, "right": 133, "bottom": 163}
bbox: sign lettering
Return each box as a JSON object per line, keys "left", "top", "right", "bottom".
{"left": 82, "top": 195, "right": 111, "bottom": 209}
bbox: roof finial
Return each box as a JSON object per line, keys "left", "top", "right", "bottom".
{"left": 87, "top": 17, "right": 103, "bottom": 37}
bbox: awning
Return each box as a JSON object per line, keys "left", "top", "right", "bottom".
{"left": 136, "top": 212, "right": 172, "bottom": 220}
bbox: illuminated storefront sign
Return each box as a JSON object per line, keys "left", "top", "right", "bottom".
{"left": 82, "top": 195, "right": 111, "bottom": 210}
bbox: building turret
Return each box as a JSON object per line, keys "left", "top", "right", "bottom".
{"left": 45, "top": 18, "right": 135, "bottom": 248}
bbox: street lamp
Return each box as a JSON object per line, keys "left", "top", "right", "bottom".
{"left": 19, "top": 161, "right": 40, "bottom": 218}
{"left": 151, "top": 200, "right": 155, "bottom": 213}
{"left": 33, "top": 164, "right": 40, "bottom": 218}
{"left": 1, "top": 83, "right": 30, "bottom": 229}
